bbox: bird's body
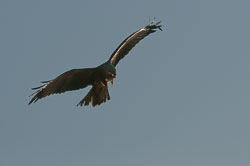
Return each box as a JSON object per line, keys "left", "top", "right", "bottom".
{"left": 29, "top": 21, "right": 162, "bottom": 107}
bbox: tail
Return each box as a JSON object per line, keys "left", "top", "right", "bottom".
{"left": 77, "top": 83, "right": 110, "bottom": 107}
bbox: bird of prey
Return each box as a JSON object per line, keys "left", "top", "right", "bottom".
{"left": 28, "top": 21, "right": 162, "bottom": 107}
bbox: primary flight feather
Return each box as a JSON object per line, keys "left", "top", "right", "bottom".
{"left": 29, "top": 21, "right": 162, "bottom": 107}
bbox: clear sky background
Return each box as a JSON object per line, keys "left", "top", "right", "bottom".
{"left": 1, "top": 0, "right": 250, "bottom": 165}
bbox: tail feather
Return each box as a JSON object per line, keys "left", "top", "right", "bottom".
{"left": 77, "top": 83, "right": 110, "bottom": 107}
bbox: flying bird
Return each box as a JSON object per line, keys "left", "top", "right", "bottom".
{"left": 28, "top": 21, "right": 162, "bottom": 107}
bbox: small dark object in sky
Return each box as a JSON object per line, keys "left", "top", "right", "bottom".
{"left": 28, "top": 21, "right": 162, "bottom": 107}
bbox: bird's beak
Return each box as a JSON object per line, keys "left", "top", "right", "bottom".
{"left": 111, "top": 78, "right": 114, "bottom": 85}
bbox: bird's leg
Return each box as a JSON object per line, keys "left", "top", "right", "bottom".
{"left": 100, "top": 81, "right": 105, "bottom": 87}
{"left": 106, "top": 81, "right": 108, "bottom": 88}
{"left": 105, "top": 78, "right": 114, "bottom": 87}
{"left": 110, "top": 78, "right": 113, "bottom": 85}
{"left": 101, "top": 79, "right": 109, "bottom": 88}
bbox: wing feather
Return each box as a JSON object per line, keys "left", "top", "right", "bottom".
{"left": 109, "top": 21, "right": 162, "bottom": 66}
{"left": 28, "top": 68, "right": 95, "bottom": 104}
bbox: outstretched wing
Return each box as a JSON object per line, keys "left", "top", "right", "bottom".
{"left": 28, "top": 68, "right": 95, "bottom": 104}
{"left": 108, "top": 21, "right": 162, "bottom": 66}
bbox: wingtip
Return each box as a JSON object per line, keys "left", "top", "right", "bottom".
{"left": 156, "top": 21, "right": 162, "bottom": 31}
{"left": 28, "top": 91, "right": 37, "bottom": 98}
{"left": 158, "top": 25, "right": 163, "bottom": 31}
{"left": 150, "top": 20, "right": 161, "bottom": 26}
{"left": 148, "top": 20, "right": 162, "bottom": 31}
{"left": 28, "top": 96, "right": 37, "bottom": 105}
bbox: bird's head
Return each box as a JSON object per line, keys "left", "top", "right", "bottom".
{"left": 105, "top": 64, "right": 116, "bottom": 85}
{"left": 98, "top": 62, "right": 116, "bottom": 85}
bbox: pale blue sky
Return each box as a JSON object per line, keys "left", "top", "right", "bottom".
{"left": 1, "top": 0, "right": 250, "bottom": 166}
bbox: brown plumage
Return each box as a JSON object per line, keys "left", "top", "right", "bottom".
{"left": 28, "top": 21, "right": 162, "bottom": 107}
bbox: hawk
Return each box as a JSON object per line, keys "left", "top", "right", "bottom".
{"left": 29, "top": 21, "right": 162, "bottom": 107}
